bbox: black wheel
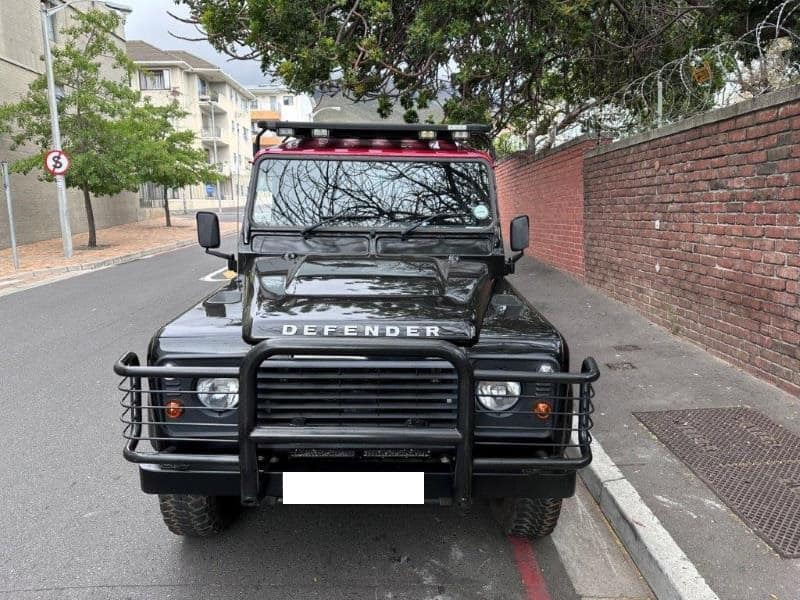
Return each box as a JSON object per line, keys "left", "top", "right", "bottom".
{"left": 157, "top": 494, "right": 240, "bottom": 537}
{"left": 491, "top": 497, "right": 562, "bottom": 538}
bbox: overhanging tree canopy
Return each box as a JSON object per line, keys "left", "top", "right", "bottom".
{"left": 177, "top": 0, "right": 789, "bottom": 144}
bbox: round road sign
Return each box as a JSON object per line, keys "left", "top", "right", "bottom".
{"left": 44, "top": 150, "right": 71, "bottom": 176}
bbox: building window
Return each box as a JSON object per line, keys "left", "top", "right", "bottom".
{"left": 269, "top": 96, "right": 278, "bottom": 111}
{"left": 283, "top": 95, "right": 294, "bottom": 106}
{"left": 139, "top": 69, "right": 170, "bottom": 90}
{"left": 198, "top": 78, "right": 209, "bottom": 98}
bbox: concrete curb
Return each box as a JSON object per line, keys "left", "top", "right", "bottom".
{"left": 0, "top": 238, "right": 197, "bottom": 283}
{"left": 579, "top": 440, "right": 720, "bottom": 600}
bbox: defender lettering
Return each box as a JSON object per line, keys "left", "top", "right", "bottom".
{"left": 281, "top": 324, "right": 440, "bottom": 337}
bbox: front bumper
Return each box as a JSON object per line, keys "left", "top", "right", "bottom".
{"left": 114, "top": 338, "right": 599, "bottom": 505}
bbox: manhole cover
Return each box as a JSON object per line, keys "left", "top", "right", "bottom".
{"left": 613, "top": 344, "right": 642, "bottom": 352}
{"left": 634, "top": 407, "right": 800, "bottom": 558}
{"left": 606, "top": 361, "right": 636, "bottom": 370}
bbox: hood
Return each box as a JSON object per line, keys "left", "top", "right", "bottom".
{"left": 242, "top": 256, "right": 495, "bottom": 343}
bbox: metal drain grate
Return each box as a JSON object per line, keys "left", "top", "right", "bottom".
{"left": 634, "top": 407, "right": 800, "bottom": 558}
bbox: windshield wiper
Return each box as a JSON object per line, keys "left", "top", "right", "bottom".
{"left": 400, "top": 212, "right": 462, "bottom": 240}
{"left": 301, "top": 211, "right": 376, "bottom": 237}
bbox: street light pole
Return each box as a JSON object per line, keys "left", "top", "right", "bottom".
{"left": 40, "top": 1, "right": 73, "bottom": 257}
{"left": 208, "top": 99, "right": 222, "bottom": 214}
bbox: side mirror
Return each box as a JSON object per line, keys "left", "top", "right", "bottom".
{"left": 195, "top": 210, "right": 237, "bottom": 272}
{"left": 510, "top": 215, "right": 530, "bottom": 252}
{"left": 196, "top": 211, "right": 221, "bottom": 249}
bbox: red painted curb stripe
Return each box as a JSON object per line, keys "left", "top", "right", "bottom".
{"left": 508, "top": 536, "right": 553, "bottom": 600}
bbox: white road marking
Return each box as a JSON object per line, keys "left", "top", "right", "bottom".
{"left": 200, "top": 267, "right": 228, "bottom": 282}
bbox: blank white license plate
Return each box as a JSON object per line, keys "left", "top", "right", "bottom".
{"left": 282, "top": 472, "right": 424, "bottom": 505}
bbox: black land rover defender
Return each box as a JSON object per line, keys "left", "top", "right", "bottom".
{"left": 115, "top": 122, "right": 598, "bottom": 538}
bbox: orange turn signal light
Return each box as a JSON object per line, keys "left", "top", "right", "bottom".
{"left": 165, "top": 400, "right": 184, "bottom": 419}
{"left": 533, "top": 401, "right": 552, "bottom": 420}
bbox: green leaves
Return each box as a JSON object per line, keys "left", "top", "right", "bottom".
{"left": 0, "top": 8, "right": 220, "bottom": 243}
{"left": 177, "top": 0, "right": 782, "bottom": 145}
{"left": 0, "top": 10, "right": 141, "bottom": 197}
{"left": 130, "top": 100, "right": 220, "bottom": 191}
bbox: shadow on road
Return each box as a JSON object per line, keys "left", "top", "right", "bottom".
{"left": 164, "top": 501, "right": 523, "bottom": 599}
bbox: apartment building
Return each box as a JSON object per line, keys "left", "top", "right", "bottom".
{"left": 127, "top": 40, "right": 255, "bottom": 210}
{"left": 0, "top": 1, "right": 141, "bottom": 250}
{"left": 248, "top": 84, "right": 313, "bottom": 149}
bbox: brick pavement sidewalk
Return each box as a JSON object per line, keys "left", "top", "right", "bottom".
{"left": 0, "top": 216, "right": 237, "bottom": 284}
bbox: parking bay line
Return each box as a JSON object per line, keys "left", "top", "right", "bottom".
{"left": 200, "top": 267, "right": 228, "bottom": 282}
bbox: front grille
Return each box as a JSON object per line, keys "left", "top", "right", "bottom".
{"left": 256, "top": 358, "right": 459, "bottom": 427}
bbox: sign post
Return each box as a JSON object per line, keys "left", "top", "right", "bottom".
{"left": 40, "top": 3, "right": 73, "bottom": 258}
{"left": 1, "top": 161, "right": 19, "bottom": 272}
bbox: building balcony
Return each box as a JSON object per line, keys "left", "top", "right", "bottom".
{"left": 200, "top": 128, "right": 229, "bottom": 146}
{"left": 251, "top": 109, "right": 280, "bottom": 121}
{"left": 199, "top": 94, "right": 227, "bottom": 114}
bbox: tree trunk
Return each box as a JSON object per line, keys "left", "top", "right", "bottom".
{"left": 82, "top": 185, "right": 97, "bottom": 248}
{"left": 163, "top": 186, "right": 171, "bottom": 227}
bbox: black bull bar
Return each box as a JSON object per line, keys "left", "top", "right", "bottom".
{"left": 114, "top": 338, "right": 599, "bottom": 505}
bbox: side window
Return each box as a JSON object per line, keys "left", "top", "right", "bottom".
{"left": 283, "top": 96, "right": 294, "bottom": 106}
{"left": 139, "top": 69, "right": 170, "bottom": 91}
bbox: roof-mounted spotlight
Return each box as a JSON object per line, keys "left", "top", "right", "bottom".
{"left": 277, "top": 127, "right": 295, "bottom": 136}
{"left": 418, "top": 130, "right": 437, "bottom": 141}
{"left": 311, "top": 128, "right": 330, "bottom": 138}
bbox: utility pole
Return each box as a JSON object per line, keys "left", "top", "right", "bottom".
{"left": 1, "top": 161, "right": 19, "bottom": 272}
{"left": 40, "top": 0, "right": 73, "bottom": 257}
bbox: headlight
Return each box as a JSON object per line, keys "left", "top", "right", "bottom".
{"left": 538, "top": 363, "right": 555, "bottom": 373}
{"left": 476, "top": 381, "right": 521, "bottom": 411}
{"left": 197, "top": 378, "right": 239, "bottom": 410}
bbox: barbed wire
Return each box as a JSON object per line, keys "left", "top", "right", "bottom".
{"left": 492, "top": 2, "right": 799, "bottom": 153}
{"left": 579, "top": 0, "right": 800, "bottom": 143}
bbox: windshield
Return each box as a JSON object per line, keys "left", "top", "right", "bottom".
{"left": 250, "top": 158, "right": 493, "bottom": 230}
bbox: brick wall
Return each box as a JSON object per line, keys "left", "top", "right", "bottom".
{"left": 496, "top": 138, "right": 599, "bottom": 278}
{"left": 584, "top": 89, "right": 800, "bottom": 396}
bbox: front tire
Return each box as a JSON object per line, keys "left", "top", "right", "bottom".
{"left": 158, "top": 494, "right": 240, "bottom": 537}
{"left": 491, "top": 497, "right": 562, "bottom": 538}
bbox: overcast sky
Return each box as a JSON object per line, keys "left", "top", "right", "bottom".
{"left": 124, "top": 0, "right": 267, "bottom": 86}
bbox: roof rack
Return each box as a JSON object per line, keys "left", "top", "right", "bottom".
{"left": 252, "top": 121, "right": 490, "bottom": 156}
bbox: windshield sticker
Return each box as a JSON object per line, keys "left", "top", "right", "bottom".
{"left": 472, "top": 204, "right": 490, "bottom": 220}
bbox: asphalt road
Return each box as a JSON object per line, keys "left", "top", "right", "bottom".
{"left": 0, "top": 243, "right": 646, "bottom": 600}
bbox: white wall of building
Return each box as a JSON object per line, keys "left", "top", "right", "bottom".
{"left": 131, "top": 53, "right": 255, "bottom": 211}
